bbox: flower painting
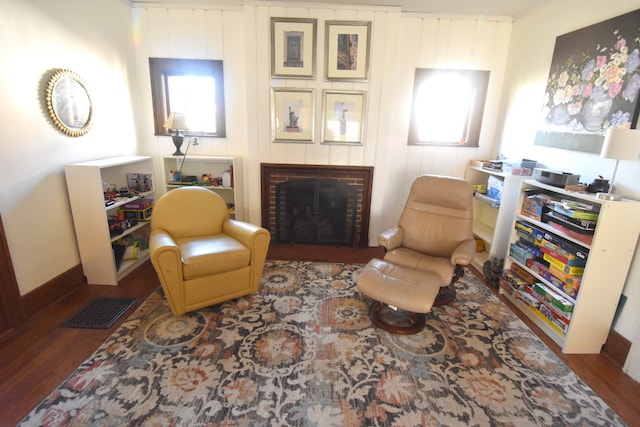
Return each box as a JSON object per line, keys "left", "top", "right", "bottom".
{"left": 534, "top": 9, "right": 640, "bottom": 153}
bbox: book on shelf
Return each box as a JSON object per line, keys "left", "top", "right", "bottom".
{"left": 532, "top": 282, "right": 575, "bottom": 312}
{"left": 542, "top": 253, "right": 585, "bottom": 276}
{"left": 550, "top": 201, "right": 599, "bottom": 220}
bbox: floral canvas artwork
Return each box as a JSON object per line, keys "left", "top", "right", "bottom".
{"left": 534, "top": 9, "right": 640, "bottom": 153}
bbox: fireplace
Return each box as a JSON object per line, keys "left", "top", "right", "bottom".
{"left": 261, "top": 163, "right": 374, "bottom": 247}
{"left": 276, "top": 178, "right": 358, "bottom": 246}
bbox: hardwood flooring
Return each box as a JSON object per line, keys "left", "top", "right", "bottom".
{"left": 0, "top": 244, "right": 638, "bottom": 426}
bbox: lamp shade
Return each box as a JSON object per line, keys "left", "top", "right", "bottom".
{"left": 164, "top": 112, "right": 188, "bottom": 130}
{"left": 600, "top": 128, "right": 640, "bottom": 160}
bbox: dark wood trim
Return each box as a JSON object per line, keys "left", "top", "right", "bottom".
{"left": 0, "top": 215, "right": 25, "bottom": 339}
{"left": 604, "top": 330, "right": 632, "bottom": 368}
{"left": 260, "top": 163, "right": 374, "bottom": 247}
{"left": 148, "top": 58, "right": 227, "bottom": 137}
{"left": 21, "top": 265, "right": 85, "bottom": 320}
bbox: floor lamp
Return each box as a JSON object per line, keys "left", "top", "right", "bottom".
{"left": 597, "top": 128, "right": 640, "bottom": 201}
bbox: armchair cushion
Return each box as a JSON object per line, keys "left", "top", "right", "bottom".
{"left": 383, "top": 247, "right": 455, "bottom": 285}
{"left": 177, "top": 234, "right": 250, "bottom": 280}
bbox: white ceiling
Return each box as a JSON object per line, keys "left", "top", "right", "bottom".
{"left": 143, "top": 0, "right": 551, "bottom": 18}
{"left": 263, "top": 0, "right": 550, "bottom": 17}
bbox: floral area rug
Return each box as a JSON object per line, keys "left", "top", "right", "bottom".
{"left": 20, "top": 261, "right": 624, "bottom": 426}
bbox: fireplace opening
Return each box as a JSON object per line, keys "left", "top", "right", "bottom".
{"left": 261, "top": 163, "right": 373, "bottom": 247}
{"left": 276, "top": 179, "right": 358, "bottom": 247}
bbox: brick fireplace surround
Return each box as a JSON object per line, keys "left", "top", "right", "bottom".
{"left": 260, "top": 163, "right": 374, "bottom": 247}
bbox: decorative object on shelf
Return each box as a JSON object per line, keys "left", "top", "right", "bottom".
{"left": 482, "top": 257, "right": 504, "bottom": 287}
{"left": 585, "top": 177, "right": 609, "bottom": 194}
{"left": 164, "top": 112, "right": 189, "bottom": 155}
{"left": 534, "top": 9, "right": 640, "bottom": 153}
{"left": 321, "top": 90, "right": 366, "bottom": 145}
{"left": 597, "top": 127, "right": 640, "bottom": 200}
{"left": 176, "top": 137, "right": 199, "bottom": 183}
{"left": 271, "top": 88, "right": 315, "bottom": 143}
{"left": 533, "top": 168, "right": 580, "bottom": 188}
{"left": 324, "top": 20, "right": 372, "bottom": 81}
{"left": 270, "top": 17, "right": 317, "bottom": 79}
{"left": 45, "top": 69, "right": 92, "bottom": 137}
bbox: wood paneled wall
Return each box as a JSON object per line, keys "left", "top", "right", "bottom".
{"left": 131, "top": 2, "right": 512, "bottom": 244}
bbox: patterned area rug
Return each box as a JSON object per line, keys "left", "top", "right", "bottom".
{"left": 20, "top": 261, "right": 624, "bottom": 426}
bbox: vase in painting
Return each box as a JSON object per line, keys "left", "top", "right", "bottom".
{"left": 580, "top": 98, "right": 613, "bottom": 131}
{"left": 549, "top": 104, "right": 570, "bottom": 125}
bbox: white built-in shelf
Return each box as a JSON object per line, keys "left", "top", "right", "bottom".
{"left": 501, "top": 179, "right": 640, "bottom": 353}
{"left": 65, "top": 156, "right": 154, "bottom": 285}
{"left": 464, "top": 165, "right": 528, "bottom": 275}
{"left": 162, "top": 155, "right": 243, "bottom": 220}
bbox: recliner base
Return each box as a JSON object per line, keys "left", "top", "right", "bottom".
{"left": 368, "top": 301, "right": 426, "bottom": 335}
{"left": 433, "top": 284, "right": 456, "bottom": 307}
{"left": 433, "top": 265, "right": 465, "bottom": 306}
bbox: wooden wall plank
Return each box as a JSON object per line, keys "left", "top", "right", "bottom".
{"left": 167, "top": 9, "right": 196, "bottom": 57}
{"left": 134, "top": 3, "right": 513, "bottom": 233}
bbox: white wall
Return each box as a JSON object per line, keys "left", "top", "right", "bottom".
{"left": 499, "top": 0, "right": 640, "bottom": 379}
{"left": 0, "top": 0, "right": 139, "bottom": 294}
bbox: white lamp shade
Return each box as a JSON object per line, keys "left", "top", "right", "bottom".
{"left": 600, "top": 128, "right": 640, "bottom": 160}
{"left": 164, "top": 112, "right": 188, "bottom": 130}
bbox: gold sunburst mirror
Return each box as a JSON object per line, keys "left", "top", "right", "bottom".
{"left": 46, "top": 69, "right": 93, "bottom": 137}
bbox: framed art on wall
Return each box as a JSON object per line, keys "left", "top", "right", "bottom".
{"left": 45, "top": 69, "right": 92, "bottom": 137}
{"left": 534, "top": 9, "right": 640, "bottom": 153}
{"left": 271, "top": 88, "right": 315, "bottom": 143}
{"left": 321, "top": 90, "right": 366, "bottom": 145}
{"left": 325, "top": 21, "right": 372, "bottom": 81}
{"left": 270, "top": 17, "right": 317, "bottom": 79}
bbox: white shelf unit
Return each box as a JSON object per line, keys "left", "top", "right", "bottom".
{"left": 162, "top": 156, "right": 243, "bottom": 220}
{"left": 65, "top": 156, "right": 154, "bottom": 285}
{"left": 501, "top": 179, "right": 640, "bottom": 353}
{"left": 464, "top": 165, "right": 528, "bottom": 275}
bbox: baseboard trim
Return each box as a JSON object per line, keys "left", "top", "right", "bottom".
{"left": 22, "top": 264, "right": 86, "bottom": 320}
{"left": 603, "top": 330, "right": 631, "bottom": 368}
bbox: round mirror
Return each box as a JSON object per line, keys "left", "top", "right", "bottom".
{"left": 46, "top": 69, "right": 92, "bottom": 137}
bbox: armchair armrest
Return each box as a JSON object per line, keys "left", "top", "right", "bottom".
{"left": 149, "top": 230, "right": 180, "bottom": 261}
{"left": 223, "top": 220, "right": 271, "bottom": 290}
{"left": 149, "top": 230, "right": 185, "bottom": 315}
{"left": 223, "top": 220, "right": 271, "bottom": 251}
{"left": 378, "top": 226, "right": 403, "bottom": 251}
{"left": 449, "top": 239, "right": 476, "bottom": 266}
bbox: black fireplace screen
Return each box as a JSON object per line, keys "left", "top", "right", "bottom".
{"left": 275, "top": 178, "right": 358, "bottom": 247}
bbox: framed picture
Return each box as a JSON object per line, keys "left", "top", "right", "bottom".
{"left": 321, "top": 90, "right": 366, "bottom": 145}
{"left": 325, "top": 21, "right": 372, "bottom": 81}
{"left": 45, "top": 69, "right": 92, "bottom": 137}
{"left": 270, "top": 17, "right": 317, "bottom": 79}
{"left": 271, "top": 88, "right": 315, "bottom": 143}
{"left": 534, "top": 9, "right": 640, "bottom": 153}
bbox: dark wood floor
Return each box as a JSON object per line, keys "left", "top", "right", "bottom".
{"left": 0, "top": 244, "right": 638, "bottom": 426}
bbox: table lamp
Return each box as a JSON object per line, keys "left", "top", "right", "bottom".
{"left": 597, "top": 128, "right": 640, "bottom": 201}
{"left": 164, "top": 112, "right": 189, "bottom": 155}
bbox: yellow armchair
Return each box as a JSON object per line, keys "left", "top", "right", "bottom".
{"left": 149, "top": 187, "right": 270, "bottom": 316}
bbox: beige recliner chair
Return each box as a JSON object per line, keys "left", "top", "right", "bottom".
{"left": 357, "top": 174, "right": 475, "bottom": 334}
{"left": 149, "top": 187, "right": 271, "bottom": 316}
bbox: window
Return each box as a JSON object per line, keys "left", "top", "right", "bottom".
{"left": 408, "top": 69, "right": 489, "bottom": 146}
{"left": 149, "top": 58, "right": 226, "bottom": 137}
